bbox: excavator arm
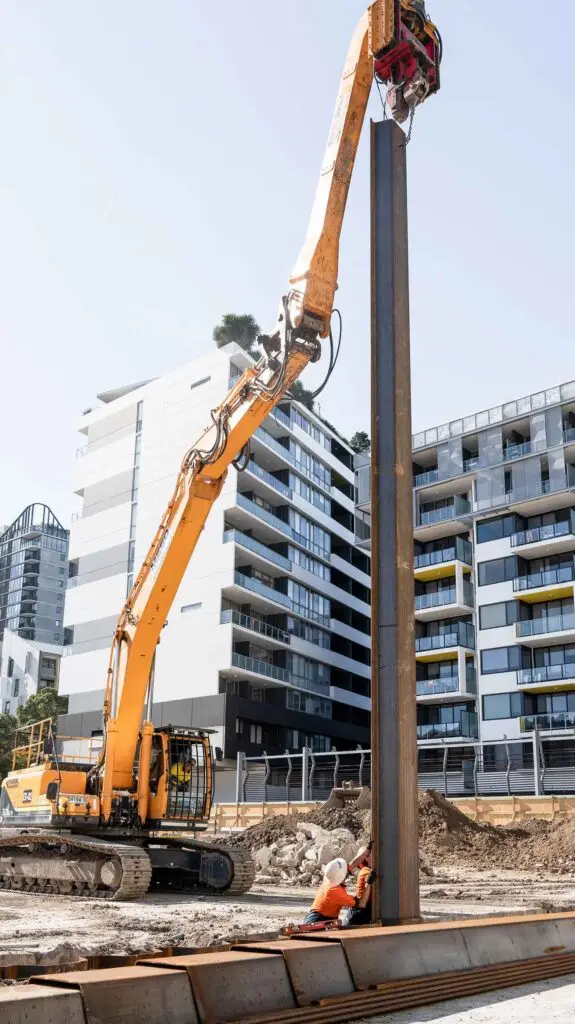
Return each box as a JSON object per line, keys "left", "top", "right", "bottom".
{"left": 99, "top": 0, "right": 441, "bottom": 820}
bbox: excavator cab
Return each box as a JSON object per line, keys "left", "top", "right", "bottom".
{"left": 146, "top": 726, "right": 213, "bottom": 829}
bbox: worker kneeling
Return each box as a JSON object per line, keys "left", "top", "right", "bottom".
{"left": 303, "top": 856, "right": 374, "bottom": 926}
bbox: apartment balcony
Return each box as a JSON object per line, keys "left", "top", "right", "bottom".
{"left": 245, "top": 460, "right": 292, "bottom": 500}
{"left": 413, "top": 468, "right": 441, "bottom": 488}
{"left": 220, "top": 609, "right": 291, "bottom": 649}
{"left": 515, "top": 612, "right": 575, "bottom": 647}
{"left": 227, "top": 652, "right": 329, "bottom": 696}
{"left": 416, "top": 665, "right": 476, "bottom": 702}
{"left": 520, "top": 712, "right": 575, "bottom": 735}
{"left": 415, "top": 581, "right": 474, "bottom": 622}
{"left": 414, "top": 498, "right": 472, "bottom": 542}
{"left": 414, "top": 537, "right": 473, "bottom": 582}
{"left": 503, "top": 439, "right": 538, "bottom": 462}
{"left": 517, "top": 664, "right": 575, "bottom": 688}
{"left": 223, "top": 528, "right": 291, "bottom": 574}
{"left": 227, "top": 570, "right": 330, "bottom": 627}
{"left": 230, "top": 494, "right": 292, "bottom": 545}
{"left": 415, "top": 622, "right": 475, "bottom": 661}
{"left": 510, "top": 519, "right": 575, "bottom": 558}
{"left": 512, "top": 565, "right": 575, "bottom": 603}
{"left": 417, "top": 712, "right": 478, "bottom": 742}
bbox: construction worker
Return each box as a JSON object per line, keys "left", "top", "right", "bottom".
{"left": 303, "top": 857, "right": 374, "bottom": 925}
{"left": 344, "top": 845, "right": 373, "bottom": 927}
{"left": 170, "top": 757, "right": 194, "bottom": 790}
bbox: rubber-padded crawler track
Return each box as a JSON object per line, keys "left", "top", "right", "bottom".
{"left": 0, "top": 832, "right": 152, "bottom": 900}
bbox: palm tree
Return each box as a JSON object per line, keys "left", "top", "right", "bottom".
{"left": 212, "top": 314, "right": 261, "bottom": 356}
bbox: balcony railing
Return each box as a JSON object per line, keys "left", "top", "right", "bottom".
{"left": 503, "top": 440, "right": 534, "bottom": 461}
{"left": 415, "top": 622, "right": 475, "bottom": 652}
{"left": 513, "top": 565, "right": 575, "bottom": 592}
{"left": 463, "top": 456, "right": 480, "bottom": 473}
{"left": 416, "top": 676, "right": 459, "bottom": 697}
{"left": 272, "top": 406, "right": 292, "bottom": 429}
{"left": 521, "top": 712, "right": 575, "bottom": 733}
{"left": 414, "top": 537, "right": 473, "bottom": 569}
{"left": 233, "top": 571, "right": 329, "bottom": 626}
{"left": 463, "top": 581, "right": 475, "bottom": 607}
{"left": 417, "top": 713, "right": 478, "bottom": 740}
{"left": 417, "top": 499, "right": 471, "bottom": 528}
{"left": 510, "top": 520, "right": 575, "bottom": 548}
{"left": 415, "top": 589, "right": 456, "bottom": 611}
{"left": 223, "top": 528, "right": 291, "bottom": 571}
{"left": 413, "top": 469, "right": 439, "bottom": 487}
{"left": 221, "top": 609, "right": 290, "bottom": 645}
{"left": 247, "top": 461, "right": 292, "bottom": 498}
{"left": 231, "top": 652, "right": 329, "bottom": 695}
{"left": 234, "top": 570, "right": 291, "bottom": 609}
{"left": 516, "top": 613, "right": 575, "bottom": 638}
{"left": 236, "top": 494, "right": 292, "bottom": 538}
{"left": 518, "top": 664, "right": 575, "bottom": 686}
{"left": 255, "top": 427, "right": 330, "bottom": 490}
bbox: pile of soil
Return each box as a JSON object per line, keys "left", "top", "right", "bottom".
{"left": 217, "top": 791, "right": 575, "bottom": 877}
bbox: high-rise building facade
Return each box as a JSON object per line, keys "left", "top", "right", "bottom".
{"left": 60, "top": 346, "right": 371, "bottom": 759}
{"left": 0, "top": 504, "right": 69, "bottom": 647}
{"left": 355, "top": 378, "right": 575, "bottom": 767}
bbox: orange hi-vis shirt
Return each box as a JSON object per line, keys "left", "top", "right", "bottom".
{"left": 311, "top": 881, "right": 356, "bottom": 919}
{"left": 356, "top": 866, "right": 372, "bottom": 901}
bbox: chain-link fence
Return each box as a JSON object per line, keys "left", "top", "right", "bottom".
{"left": 236, "top": 734, "right": 575, "bottom": 802}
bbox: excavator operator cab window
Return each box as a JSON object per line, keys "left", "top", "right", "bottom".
{"left": 148, "top": 734, "right": 164, "bottom": 796}
{"left": 166, "top": 734, "right": 209, "bottom": 822}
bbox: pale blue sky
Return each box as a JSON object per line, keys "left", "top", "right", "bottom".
{"left": 1, "top": 1, "right": 573, "bottom": 526}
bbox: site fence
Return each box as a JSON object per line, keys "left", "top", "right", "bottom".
{"left": 236, "top": 733, "right": 575, "bottom": 802}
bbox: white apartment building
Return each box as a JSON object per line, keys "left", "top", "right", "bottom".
{"left": 59, "top": 345, "right": 371, "bottom": 761}
{"left": 356, "top": 378, "right": 575, "bottom": 774}
{"left": 0, "top": 629, "right": 62, "bottom": 714}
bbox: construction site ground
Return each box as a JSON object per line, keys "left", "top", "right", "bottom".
{"left": 1, "top": 867, "right": 575, "bottom": 966}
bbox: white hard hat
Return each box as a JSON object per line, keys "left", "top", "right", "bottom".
{"left": 324, "top": 858, "right": 348, "bottom": 887}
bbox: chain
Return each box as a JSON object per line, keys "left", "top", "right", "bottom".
{"left": 402, "top": 106, "right": 415, "bottom": 146}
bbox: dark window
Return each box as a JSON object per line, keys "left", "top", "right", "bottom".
{"left": 481, "top": 645, "right": 528, "bottom": 674}
{"left": 482, "top": 693, "right": 523, "bottom": 720}
{"left": 477, "top": 514, "right": 521, "bottom": 544}
{"left": 479, "top": 601, "right": 519, "bottom": 630}
{"left": 7, "top": 657, "right": 13, "bottom": 678}
{"left": 478, "top": 556, "right": 518, "bottom": 587}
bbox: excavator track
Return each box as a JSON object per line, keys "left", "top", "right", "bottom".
{"left": 0, "top": 831, "right": 255, "bottom": 900}
{"left": 0, "top": 832, "right": 152, "bottom": 901}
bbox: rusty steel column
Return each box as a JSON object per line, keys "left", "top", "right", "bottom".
{"left": 370, "top": 118, "right": 419, "bottom": 924}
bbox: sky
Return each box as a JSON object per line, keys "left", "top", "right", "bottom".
{"left": 0, "top": 1, "right": 573, "bottom": 527}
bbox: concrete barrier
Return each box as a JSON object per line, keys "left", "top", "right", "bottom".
{"left": 0, "top": 910, "right": 574, "bottom": 1024}
{"left": 0, "top": 984, "right": 86, "bottom": 1024}
{"left": 234, "top": 939, "right": 355, "bottom": 1005}
{"left": 140, "top": 950, "right": 297, "bottom": 1022}
{"left": 33, "top": 965, "right": 198, "bottom": 1024}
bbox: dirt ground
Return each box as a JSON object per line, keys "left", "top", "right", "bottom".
{"left": 2, "top": 867, "right": 575, "bottom": 966}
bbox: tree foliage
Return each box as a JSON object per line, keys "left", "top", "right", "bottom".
{"left": 0, "top": 713, "right": 17, "bottom": 782}
{"left": 350, "top": 430, "right": 371, "bottom": 454}
{"left": 212, "top": 313, "right": 261, "bottom": 356}
{"left": 17, "top": 689, "right": 69, "bottom": 727}
{"left": 289, "top": 379, "right": 316, "bottom": 411}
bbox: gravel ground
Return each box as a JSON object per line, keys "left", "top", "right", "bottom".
{"left": 1, "top": 867, "right": 575, "bottom": 965}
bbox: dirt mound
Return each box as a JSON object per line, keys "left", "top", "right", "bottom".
{"left": 298, "top": 807, "right": 370, "bottom": 839}
{"left": 214, "top": 815, "right": 299, "bottom": 850}
{"left": 417, "top": 790, "right": 509, "bottom": 863}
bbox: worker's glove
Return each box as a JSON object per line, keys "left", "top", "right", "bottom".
{"left": 366, "top": 870, "right": 376, "bottom": 886}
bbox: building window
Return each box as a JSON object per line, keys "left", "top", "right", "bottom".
{"left": 477, "top": 514, "right": 521, "bottom": 544}
{"left": 236, "top": 718, "right": 243, "bottom": 737}
{"left": 480, "top": 645, "right": 529, "bottom": 674}
{"left": 13, "top": 679, "right": 19, "bottom": 697}
{"left": 7, "top": 657, "right": 13, "bottom": 678}
{"left": 3, "top": 701, "right": 10, "bottom": 714}
{"left": 181, "top": 602, "right": 202, "bottom": 614}
{"left": 250, "top": 723, "right": 262, "bottom": 745}
{"left": 482, "top": 692, "right": 523, "bottom": 720}
{"left": 479, "top": 601, "right": 519, "bottom": 630}
{"left": 190, "top": 376, "right": 211, "bottom": 391}
{"left": 477, "top": 556, "right": 518, "bottom": 586}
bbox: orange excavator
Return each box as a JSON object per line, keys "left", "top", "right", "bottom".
{"left": 0, "top": 0, "right": 441, "bottom": 900}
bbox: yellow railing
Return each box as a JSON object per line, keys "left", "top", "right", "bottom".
{"left": 11, "top": 718, "right": 54, "bottom": 770}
